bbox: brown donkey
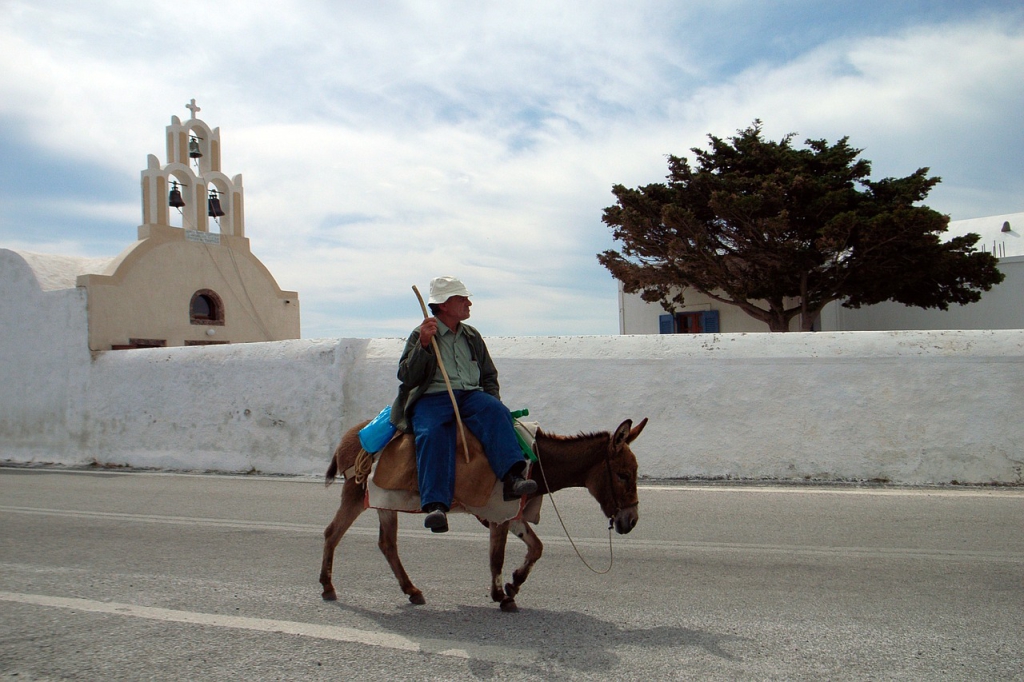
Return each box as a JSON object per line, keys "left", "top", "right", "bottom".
{"left": 319, "top": 417, "right": 647, "bottom": 612}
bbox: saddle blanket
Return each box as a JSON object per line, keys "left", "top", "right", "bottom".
{"left": 365, "top": 421, "right": 543, "bottom": 525}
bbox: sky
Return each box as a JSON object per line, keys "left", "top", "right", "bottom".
{"left": 1, "top": 1, "right": 1022, "bottom": 339}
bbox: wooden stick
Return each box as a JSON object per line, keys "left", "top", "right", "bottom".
{"left": 413, "top": 285, "right": 471, "bottom": 464}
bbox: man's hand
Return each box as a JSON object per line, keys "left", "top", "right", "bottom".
{"left": 419, "top": 317, "right": 438, "bottom": 348}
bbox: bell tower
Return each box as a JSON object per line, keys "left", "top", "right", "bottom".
{"left": 74, "top": 99, "right": 300, "bottom": 350}
{"left": 139, "top": 99, "right": 245, "bottom": 238}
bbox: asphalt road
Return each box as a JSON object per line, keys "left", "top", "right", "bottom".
{"left": 1, "top": 467, "right": 1022, "bottom": 681}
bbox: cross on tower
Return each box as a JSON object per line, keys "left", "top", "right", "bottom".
{"left": 185, "top": 99, "right": 201, "bottom": 119}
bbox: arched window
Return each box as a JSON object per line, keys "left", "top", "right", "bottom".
{"left": 190, "top": 289, "right": 224, "bottom": 325}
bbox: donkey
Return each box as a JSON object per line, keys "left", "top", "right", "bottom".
{"left": 319, "top": 417, "right": 647, "bottom": 612}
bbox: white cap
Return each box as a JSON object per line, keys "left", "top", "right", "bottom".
{"left": 428, "top": 276, "right": 472, "bottom": 305}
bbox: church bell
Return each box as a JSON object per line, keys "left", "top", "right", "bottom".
{"left": 189, "top": 136, "right": 202, "bottom": 159}
{"left": 168, "top": 181, "right": 185, "bottom": 208}
{"left": 207, "top": 189, "right": 226, "bottom": 218}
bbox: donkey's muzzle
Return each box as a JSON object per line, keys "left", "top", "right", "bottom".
{"left": 614, "top": 505, "right": 639, "bottom": 534}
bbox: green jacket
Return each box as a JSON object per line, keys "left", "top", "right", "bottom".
{"left": 389, "top": 323, "right": 501, "bottom": 433}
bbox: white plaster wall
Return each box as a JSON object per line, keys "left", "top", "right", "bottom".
{"left": 1, "top": 316, "right": 1021, "bottom": 484}
{"left": 75, "top": 339, "right": 344, "bottom": 473}
{"left": 486, "top": 332, "right": 1023, "bottom": 484}
{"left": 0, "top": 250, "right": 92, "bottom": 460}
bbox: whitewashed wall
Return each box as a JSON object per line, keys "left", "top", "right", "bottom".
{"left": 1, "top": 307, "right": 1021, "bottom": 484}
{"left": 0, "top": 250, "right": 92, "bottom": 461}
{"left": 489, "top": 332, "right": 1023, "bottom": 484}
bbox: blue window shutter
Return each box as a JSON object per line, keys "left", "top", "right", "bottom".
{"left": 659, "top": 314, "right": 675, "bottom": 334}
{"left": 702, "top": 310, "right": 720, "bottom": 333}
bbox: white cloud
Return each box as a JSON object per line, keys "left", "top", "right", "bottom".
{"left": 1, "top": 2, "right": 1021, "bottom": 338}
{"left": 677, "top": 19, "right": 1024, "bottom": 189}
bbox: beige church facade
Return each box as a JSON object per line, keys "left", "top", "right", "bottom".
{"left": 3, "top": 102, "right": 299, "bottom": 351}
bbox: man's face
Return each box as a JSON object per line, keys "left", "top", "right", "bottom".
{"left": 438, "top": 295, "right": 472, "bottom": 322}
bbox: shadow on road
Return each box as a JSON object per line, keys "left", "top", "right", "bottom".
{"left": 330, "top": 600, "right": 746, "bottom": 675}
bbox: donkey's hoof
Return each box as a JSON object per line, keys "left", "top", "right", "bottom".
{"left": 409, "top": 592, "right": 426, "bottom": 605}
{"left": 321, "top": 589, "right": 337, "bottom": 601}
{"left": 503, "top": 582, "right": 519, "bottom": 599}
{"left": 499, "top": 597, "right": 518, "bottom": 613}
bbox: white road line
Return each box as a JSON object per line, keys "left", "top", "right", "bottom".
{"left": 3, "top": 505, "right": 1021, "bottom": 563}
{"left": 7, "top": 467, "right": 1022, "bottom": 497}
{"left": 0, "top": 506, "right": 325, "bottom": 532}
{"left": 638, "top": 485, "right": 1024, "bottom": 497}
{"left": 621, "top": 539, "right": 1024, "bottom": 562}
{"left": 0, "top": 505, "right": 460, "bottom": 540}
{"left": 0, "top": 591, "right": 488, "bottom": 660}
{"left": 0, "top": 591, "right": 420, "bottom": 652}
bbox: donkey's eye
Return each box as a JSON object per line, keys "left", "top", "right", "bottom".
{"left": 617, "top": 473, "right": 630, "bottom": 484}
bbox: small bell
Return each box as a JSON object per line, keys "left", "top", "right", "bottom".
{"left": 168, "top": 181, "right": 185, "bottom": 208}
{"left": 189, "top": 136, "right": 202, "bottom": 159}
{"left": 207, "top": 190, "right": 225, "bottom": 218}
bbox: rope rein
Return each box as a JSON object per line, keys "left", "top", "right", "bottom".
{"left": 530, "top": 437, "right": 615, "bottom": 575}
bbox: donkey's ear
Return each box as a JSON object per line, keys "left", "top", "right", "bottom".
{"left": 627, "top": 417, "right": 648, "bottom": 443}
{"left": 612, "top": 420, "right": 633, "bottom": 449}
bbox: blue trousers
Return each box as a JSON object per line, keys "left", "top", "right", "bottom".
{"left": 409, "top": 390, "right": 525, "bottom": 510}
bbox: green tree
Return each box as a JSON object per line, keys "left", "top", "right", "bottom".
{"left": 599, "top": 121, "right": 1004, "bottom": 332}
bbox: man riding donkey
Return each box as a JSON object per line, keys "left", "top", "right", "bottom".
{"left": 390, "top": 276, "right": 537, "bottom": 533}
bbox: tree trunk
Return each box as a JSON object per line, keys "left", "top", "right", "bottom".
{"left": 800, "top": 273, "right": 809, "bottom": 331}
{"left": 800, "top": 301, "right": 830, "bottom": 331}
{"left": 767, "top": 312, "right": 791, "bottom": 332}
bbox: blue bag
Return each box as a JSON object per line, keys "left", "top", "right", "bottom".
{"left": 358, "top": 405, "right": 398, "bottom": 453}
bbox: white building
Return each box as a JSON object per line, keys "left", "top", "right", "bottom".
{"left": 619, "top": 212, "right": 1023, "bottom": 334}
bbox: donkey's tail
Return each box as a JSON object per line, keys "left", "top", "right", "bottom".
{"left": 325, "top": 443, "right": 374, "bottom": 488}
{"left": 325, "top": 448, "right": 339, "bottom": 488}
